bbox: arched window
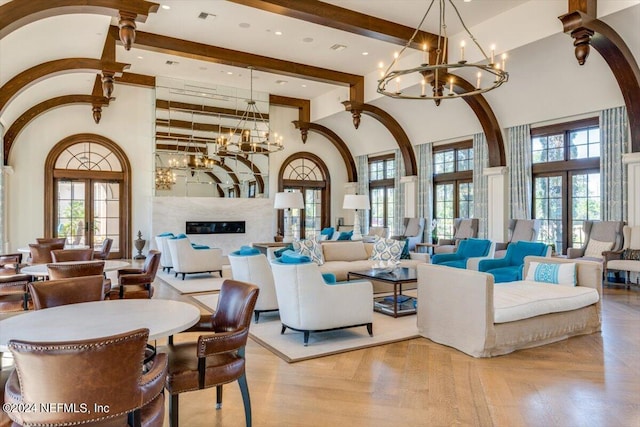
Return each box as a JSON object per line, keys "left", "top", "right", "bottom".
{"left": 45, "top": 134, "right": 132, "bottom": 258}
{"left": 278, "top": 153, "right": 330, "bottom": 240}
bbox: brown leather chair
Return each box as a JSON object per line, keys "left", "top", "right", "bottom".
{"left": 95, "top": 238, "right": 113, "bottom": 260}
{"left": 110, "top": 250, "right": 161, "bottom": 299}
{"left": 4, "top": 328, "right": 167, "bottom": 427}
{"left": 1, "top": 369, "right": 13, "bottom": 427}
{"left": 163, "top": 279, "right": 259, "bottom": 427}
{"left": 47, "top": 260, "right": 111, "bottom": 297}
{"left": 0, "top": 253, "right": 30, "bottom": 312}
{"left": 51, "top": 248, "right": 94, "bottom": 262}
{"left": 28, "top": 275, "right": 105, "bottom": 310}
{"left": 36, "top": 237, "right": 67, "bottom": 245}
{"left": 28, "top": 242, "right": 65, "bottom": 264}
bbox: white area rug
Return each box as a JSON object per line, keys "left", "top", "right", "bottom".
{"left": 193, "top": 293, "right": 420, "bottom": 363}
{"left": 156, "top": 265, "right": 231, "bottom": 294}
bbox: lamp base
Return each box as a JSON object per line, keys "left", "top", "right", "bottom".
{"left": 351, "top": 210, "right": 363, "bottom": 241}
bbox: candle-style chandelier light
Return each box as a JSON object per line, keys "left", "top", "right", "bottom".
{"left": 377, "top": 0, "right": 509, "bottom": 105}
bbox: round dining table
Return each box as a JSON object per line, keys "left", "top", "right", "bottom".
{"left": 17, "top": 244, "right": 90, "bottom": 254}
{"left": 0, "top": 299, "right": 201, "bottom": 352}
{"left": 19, "top": 260, "right": 131, "bottom": 278}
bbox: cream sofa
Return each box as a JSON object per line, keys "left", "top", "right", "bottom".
{"left": 417, "top": 256, "right": 602, "bottom": 357}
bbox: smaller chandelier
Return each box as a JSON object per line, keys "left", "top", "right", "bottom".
{"left": 377, "top": 0, "right": 508, "bottom": 105}
{"left": 155, "top": 167, "right": 176, "bottom": 190}
{"left": 216, "top": 67, "right": 284, "bottom": 155}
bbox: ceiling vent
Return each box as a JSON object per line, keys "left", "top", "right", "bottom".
{"left": 330, "top": 44, "right": 347, "bottom": 51}
{"left": 165, "top": 60, "right": 179, "bottom": 65}
{"left": 198, "top": 12, "right": 216, "bottom": 20}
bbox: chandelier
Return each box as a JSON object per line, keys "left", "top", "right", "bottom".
{"left": 377, "top": 0, "right": 508, "bottom": 105}
{"left": 155, "top": 167, "right": 176, "bottom": 190}
{"left": 214, "top": 67, "right": 284, "bottom": 155}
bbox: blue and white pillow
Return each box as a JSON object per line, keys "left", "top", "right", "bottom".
{"left": 293, "top": 239, "right": 324, "bottom": 265}
{"left": 370, "top": 237, "right": 405, "bottom": 261}
{"left": 525, "top": 262, "right": 576, "bottom": 287}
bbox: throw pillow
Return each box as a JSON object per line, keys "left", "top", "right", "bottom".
{"left": 157, "top": 232, "right": 174, "bottom": 237}
{"left": 237, "top": 245, "right": 260, "bottom": 256}
{"left": 370, "top": 238, "right": 405, "bottom": 261}
{"left": 293, "top": 239, "right": 324, "bottom": 265}
{"left": 321, "top": 272, "right": 337, "bottom": 284}
{"left": 622, "top": 248, "right": 640, "bottom": 260}
{"left": 525, "top": 261, "right": 577, "bottom": 286}
{"left": 273, "top": 244, "right": 294, "bottom": 258}
{"left": 280, "top": 250, "right": 311, "bottom": 264}
{"left": 584, "top": 238, "right": 614, "bottom": 259}
{"left": 337, "top": 231, "right": 353, "bottom": 241}
{"left": 320, "top": 227, "right": 335, "bottom": 237}
{"left": 400, "top": 239, "right": 411, "bottom": 259}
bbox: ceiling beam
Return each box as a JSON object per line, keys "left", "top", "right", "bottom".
{"left": 108, "top": 25, "right": 365, "bottom": 102}
{"left": 156, "top": 99, "right": 266, "bottom": 120}
{"left": 227, "top": 0, "right": 439, "bottom": 50}
{"left": 269, "top": 95, "right": 310, "bottom": 123}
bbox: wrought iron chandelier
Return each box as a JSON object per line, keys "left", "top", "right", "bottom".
{"left": 214, "top": 67, "right": 284, "bottom": 155}
{"left": 377, "top": 0, "right": 508, "bottom": 105}
{"left": 155, "top": 167, "right": 176, "bottom": 190}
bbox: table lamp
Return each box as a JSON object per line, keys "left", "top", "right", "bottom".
{"left": 274, "top": 192, "right": 304, "bottom": 243}
{"left": 343, "top": 194, "right": 370, "bottom": 241}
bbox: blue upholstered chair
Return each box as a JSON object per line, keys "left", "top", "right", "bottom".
{"left": 431, "top": 238, "right": 494, "bottom": 269}
{"left": 478, "top": 241, "right": 550, "bottom": 283}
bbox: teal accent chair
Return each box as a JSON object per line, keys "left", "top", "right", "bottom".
{"left": 431, "top": 238, "right": 493, "bottom": 269}
{"left": 478, "top": 241, "right": 549, "bottom": 283}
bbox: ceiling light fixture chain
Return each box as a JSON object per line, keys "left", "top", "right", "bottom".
{"left": 377, "top": 0, "right": 508, "bottom": 104}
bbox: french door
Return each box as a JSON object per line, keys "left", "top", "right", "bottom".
{"left": 54, "top": 178, "right": 122, "bottom": 258}
{"left": 284, "top": 187, "right": 323, "bottom": 240}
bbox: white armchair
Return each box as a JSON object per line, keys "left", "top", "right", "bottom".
{"left": 228, "top": 252, "right": 278, "bottom": 322}
{"left": 270, "top": 260, "right": 374, "bottom": 346}
{"left": 155, "top": 233, "right": 175, "bottom": 272}
{"left": 166, "top": 238, "right": 223, "bottom": 280}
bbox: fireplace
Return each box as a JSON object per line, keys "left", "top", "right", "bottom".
{"left": 186, "top": 221, "right": 246, "bottom": 234}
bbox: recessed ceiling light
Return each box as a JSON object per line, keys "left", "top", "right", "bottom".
{"left": 362, "top": 52, "right": 369, "bottom": 56}
{"left": 239, "top": 22, "right": 251, "bottom": 28}
{"left": 274, "top": 31, "right": 283, "bottom": 36}
{"left": 161, "top": 4, "right": 170, "bottom": 10}
{"left": 464, "top": 0, "right": 472, "bottom": 2}
{"left": 198, "top": 12, "right": 216, "bottom": 20}
{"left": 330, "top": 44, "right": 347, "bottom": 51}
{"left": 165, "top": 60, "right": 179, "bottom": 65}
{"left": 226, "top": 71, "right": 233, "bottom": 75}
{"left": 301, "top": 84, "right": 307, "bottom": 88}
{"left": 302, "top": 37, "right": 314, "bottom": 43}
{"left": 137, "top": 56, "right": 144, "bottom": 59}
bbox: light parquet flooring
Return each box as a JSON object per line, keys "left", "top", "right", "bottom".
{"left": 153, "top": 279, "right": 640, "bottom": 427}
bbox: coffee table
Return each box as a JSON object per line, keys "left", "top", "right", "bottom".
{"left": 347, "top": 267, "right": 417, "bottom": 318}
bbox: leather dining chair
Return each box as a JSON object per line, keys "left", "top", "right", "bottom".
{"left": 47, "top": 260, "right": 111, "bottom": 298}
{"left": 28, "top": 275, "right": 105, "bottom": 310}
{"left": 36, "top": 237, "right": 67, "bottom": 245}
{"left": 95, "top": 238, "right": 113, "bottom": 260}
{"left": 4, "top": 328, "right": 168, "bottom": 427}
{"left": 50, "top": 248, "right": 94, "bottom": 262}
{"left": 0, "top": 253, "right": 30, "bottom": 312}
{"left": 163, "top": 279, "right": 259, "bottom": 427}
{"left": 29, "top": 242, "right": 65, "bottom": 264}
{"left": 110, "top": 250, "right": 160, "bottom": 299}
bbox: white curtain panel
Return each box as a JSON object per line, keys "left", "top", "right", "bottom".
{"left": 507, "top": 124, "right": 532, "bottom": 219}
{"left": 356, "top": 154, "right": 370, "bottom": 234}
{"left": 417, "top": 143, "right": 434, "bottom": 243}
{"left": 393, "top": 149, "right": 406, "bottom": 236}
{"left": 473, "top": 133, "right": 489, "bottom": 238}
{"left": 600, "top": 106, "right": 628, "bottom": 222}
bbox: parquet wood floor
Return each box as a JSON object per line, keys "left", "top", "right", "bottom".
{"left": 155, "top": 283, "right": 639, "bottom": 427}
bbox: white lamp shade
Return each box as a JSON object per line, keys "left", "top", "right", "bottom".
{"left": 274, "top": 192, "right": 304, "bottom": 209}
{"left": 343, "top": 194, "right": 370, "bottom": 210}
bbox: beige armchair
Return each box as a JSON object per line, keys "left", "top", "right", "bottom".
{"left": 604, "top": 225, "right": 640, "bottom": 289}
{"left": 433, "top": 218, "right": 479, "bottom": 254}
{"left": 494, "top": 219, "right": 541, "bottom": 258}
{"left": 567, "top": 220, "right": 624, "bottom": 261}
{"left": 390, "top": 218, "right": 425, "bottom": 251}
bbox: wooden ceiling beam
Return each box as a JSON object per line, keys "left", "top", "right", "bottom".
{"left": 269, "top": 95, "right": 310, "bottom": 123}
{"left": 227, "top": 0, "right": 439, "bottom": 50}
{"left": 156, "top": 99, "right": 266, "bottom": 120}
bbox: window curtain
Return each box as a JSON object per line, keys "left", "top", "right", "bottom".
{"left": 507, "top": 124, "right": 532, "bottom": 219}
{"left": 600, "top": 106, "right": 628, "bottom": 222}
{"left": 473, "top": 133, "right": 489, "bottom": 238}
{"left": 393, "top": 149, "right": 405, "bottom": 236}
{"left": 356, "top": 154, "right": 370, "bottom": 234}
{"left": 417, "top": 143, "right": 434, "bottom": 243}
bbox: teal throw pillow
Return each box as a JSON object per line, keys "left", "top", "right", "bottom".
{"left": 320, "top": 227, "right": 335, "bottom": 237}
{"left": 400, "top": 239, "right": 411, "bottom": 259}
{"left": 192, "top": 245, "right": 210, "bottom": 250}
{"left": 238, "top": 245, "right": 260, "bottom": 256}
{"left": 337, "top": 231, "right": 353, "bottom": 241}
{"left": 157, "top": 232, "right": 174, "bottom": 237}
{"left": 321, "top": 272, "right": 337, "bottom": 284}
{"left": 280, "top": 250, "right": 311, "bottom": 264}
{"left": 273, "top": 244, "right": 294, "bottom": 258}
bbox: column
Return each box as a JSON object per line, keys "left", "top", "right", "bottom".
{"left": 623, "top": 152, "right": 640, "bottom": 226}
{"left": 484, "top": 166, "right": 508, "bottom": 243}
{"left": 400, "top": 175, "right": 418, "bottom": 218}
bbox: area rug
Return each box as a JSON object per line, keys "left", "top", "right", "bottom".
{"left": 192, "top": 293, "right": 420, "bottom": 363}
{"left": 156, "top": 265, "right": 231, "bottom": 294}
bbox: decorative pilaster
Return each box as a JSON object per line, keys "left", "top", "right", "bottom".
{"left": 623, "top": 152, "right": 640, "bottom": 226}
{"left": 484, "top": 166, "right": 508, "bottom": 243}
{"left": 400, "top": 175, "right": 418, "bottom": 218}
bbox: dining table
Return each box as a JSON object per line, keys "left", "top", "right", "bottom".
{"left": 19, "top": 260, "right": 131, "bottom": 278}
{"left": 17, "top": 244, "right": 90, "bottom": 254}
{"left": 0, "top": 299, "right": 201, "bottom": 352}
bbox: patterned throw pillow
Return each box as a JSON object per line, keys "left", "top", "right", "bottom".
{"left": 622, "top": 249, "right": 640, "bottom": 260}
{"left": 584, "top": 239, "right": 614, "bottom": 259}
{"left": 370, "top": 238, "right": 405, "bottom": 261}
{"left": 293, "top": 239, "right": 324, "bottom": 265}
{"left": 524, "top": 261, "right": 576, "bottom": 286}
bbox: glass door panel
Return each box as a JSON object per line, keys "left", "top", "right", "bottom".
{"left": 435, "top": 183, "right": 454, "bottom": 239}
{"left": 304, "top": 189, "right": 321, "bottom": 240}
{"left": 55, "top": 180, "right": 86, "bottom": 245}
{"left": 534, "top": 175, "right": 564, "bottom": 253}
{"left": 93, "top": 181, "right": 120, "bottom": 255}
{"left": 570, "top": 172, "right": 600, "bottom": 247}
